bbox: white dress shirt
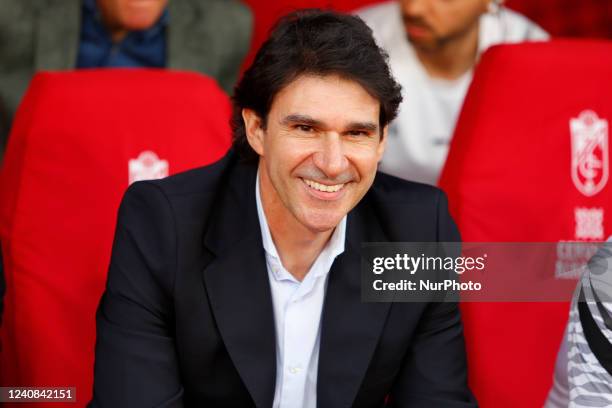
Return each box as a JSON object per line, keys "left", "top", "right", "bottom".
{"left": 357, "top": 1, "right": 549, "bottom": 185}
{"left": 255, "top": 172, "right": 347, "bottom": 408}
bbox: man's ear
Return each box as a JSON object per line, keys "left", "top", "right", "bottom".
{"left": 242, "top": 108, "right": 265, "bottom": 156}
{"left": 376, "top": 125, "right": 388, "bottom": 161}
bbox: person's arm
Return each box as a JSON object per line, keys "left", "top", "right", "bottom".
{"left": 389, "top": 191, "right": 476, "bottom": 407}
{"left": 90, "top": 182, "right": 183, "bottom": 407}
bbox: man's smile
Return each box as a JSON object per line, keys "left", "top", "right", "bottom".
{"left": 301, "top": 177, "right": 348, "bottom": 201}
{"left": 302, "top": 178, "right": 346, "bottom": 192}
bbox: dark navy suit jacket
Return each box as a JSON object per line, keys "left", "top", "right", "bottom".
{"left": 91, "top": 151, "right": 476, "bottom": 408}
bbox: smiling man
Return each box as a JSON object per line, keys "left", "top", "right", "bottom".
{"left": 91, "top": 10, "right": 476, "bottom": 408}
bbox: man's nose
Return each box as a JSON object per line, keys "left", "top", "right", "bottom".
{"left": 401, "top": 0, "right": 427, "bottom": 18}
{"left": 312, "top": 133, "right": 349, "bottom": 179}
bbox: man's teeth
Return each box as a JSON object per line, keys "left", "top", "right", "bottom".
{"left": 304, "top": 179, "right": 345, "bottom": 193}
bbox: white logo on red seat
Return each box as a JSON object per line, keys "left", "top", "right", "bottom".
{"left": 570, "top": 110, "right": 609, "bottom": 197}
{"left": 128, "top": 151, "right": 169, "bottom": 185}
{"left": 574, "top": 207, "right": 604, "bottom": 241}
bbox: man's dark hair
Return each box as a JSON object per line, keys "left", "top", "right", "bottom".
{"left": 231, "top": 9, "right": 403, "bottom": 162}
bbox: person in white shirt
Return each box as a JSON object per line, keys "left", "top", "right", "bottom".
{"left": 357, "top": 0, "right": 548, "bottom": 185}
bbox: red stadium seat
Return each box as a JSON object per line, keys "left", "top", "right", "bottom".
{"left": 0, "top": 69, "right": 232, "bottom": 406}
{"left": 439, "top": 40, "right": 612, "bottom": 407}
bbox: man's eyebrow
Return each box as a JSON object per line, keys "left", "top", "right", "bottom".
{"left": 281, "top": 114, "right": 324, "bottom": 127}
{"left": 281, "top": 114, "right": 379, "bottom": 132}
{"left": 346, "top": 121, "right": 379, "bottom": 132}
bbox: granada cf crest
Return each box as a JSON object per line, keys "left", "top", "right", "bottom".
{"left": 129, "top": 151, "right": 169, "bottom": 185}
{"left": 570, "top": 110, "right": 609, "bottom": 197}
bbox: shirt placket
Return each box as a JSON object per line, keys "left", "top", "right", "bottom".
{"left": 278, "top": 272, "right": 319, "bottom": 407}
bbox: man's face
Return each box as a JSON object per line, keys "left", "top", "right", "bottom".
{"left": 399, "top": 0, "right": 488, "bottom": 51}
{"left": 244, "top": 75, "right": 387, "bottom": 233}
{"left": 97, "top": 0, "right": 168, "bottom": 31}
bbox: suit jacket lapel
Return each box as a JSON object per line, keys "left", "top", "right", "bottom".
{"left": 202, "top": 161, "right": 276, "bottom": 408}
{"left": 35, "top": 0, "right": 80, "bottom": 70}
{"left": 317, "top": 199, "right": 393, "bottom": 408}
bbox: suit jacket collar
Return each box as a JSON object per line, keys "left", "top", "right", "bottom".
{"left": 202, "top": 157, "right": 392, "bottom": 407}
{"left": 202, "top": 158, "right": 275, "bottom": 408}
{"left": 317, "top": 196, "right": 392, "bottom": 408}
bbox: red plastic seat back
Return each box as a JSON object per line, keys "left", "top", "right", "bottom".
{"left": 0, "top": 69, "right": 231, "bottom": 406}
{"left": 439, "top": 40, "right": 612, "bottom": 407}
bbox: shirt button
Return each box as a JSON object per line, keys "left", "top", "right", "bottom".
{"left": 289, "top": 366, "right": 300, "bottom": 374}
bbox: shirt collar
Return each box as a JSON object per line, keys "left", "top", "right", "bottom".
{"left": 255, "top": 168, "right": 346, "bottom": 276}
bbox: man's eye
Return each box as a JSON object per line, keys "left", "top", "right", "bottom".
{"left": 348, "top": 130, "right": 368, "bottom": 137}
{"left": 297, "top": 125, "right": 313, "bottom": 132}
